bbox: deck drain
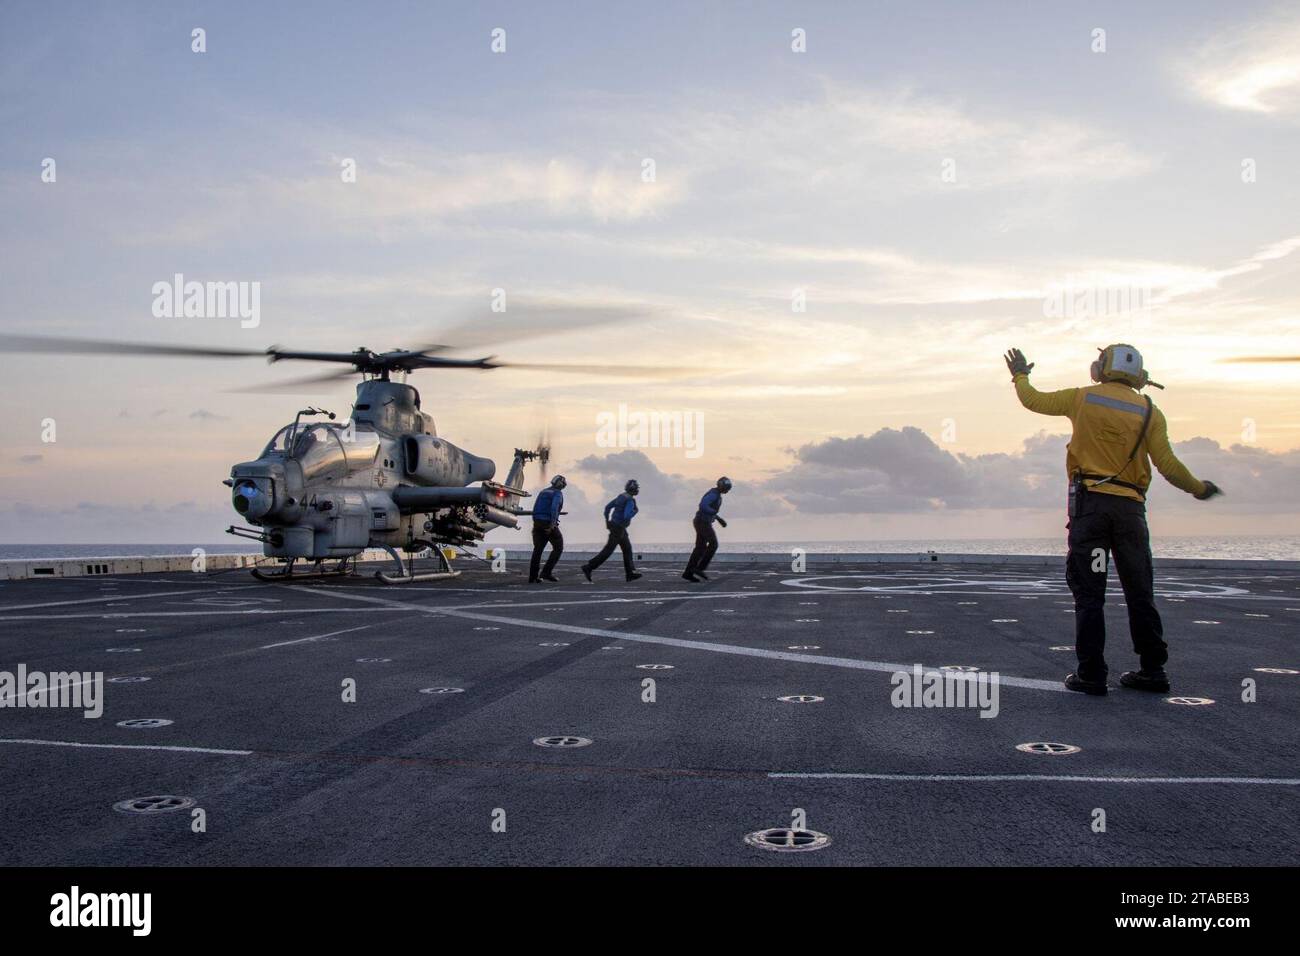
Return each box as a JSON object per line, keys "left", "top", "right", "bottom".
{"left": 1166, "top": 696, "right": 1215, "bottom": 706}
{"left": 744, "top": 828, "right": 831, "bottom": 852}
{"left": 787, "top": 645, "right": 820, "bottom": 650}
{"left": 992, "top": 619, "right": 1018, "bottom": 623}
{"left": 601, "top": 646, "right": 624, "bottom": 650}
{"left": 1049, "top": 645, "right": 1074, "bottom": 651}
{"left": 1016, "top": 742, "right": 1080, "bottom": 756}
{"left": 113, "top": 628, "right": 145, "bottom": 633}
{"left": 794, "top": 618, "right": 820, "bottom": 623}
{"left": 636, "top": 664, "right": 674, "bottom": 670}
{"left": 105, "top": 647, "right": 141, "bottom": 653}
{"left": 355, "top": 657, "right": 391, "bottom": 663}
{"left": 886, "top": 609, "right": 909, "bottom": 614}
{"left": 533, "top": 735, "right": 592, "bottom": 748}
{"left": 778, "top": 694, "right": 824, "bottom": 703}
{"left": 538, "top": 642, "right": 569, "bottom": 647}
{"left": 113, "top": 795, "right": 196, "bottom": 815}
{"left": 419, "top": 686, "right": 464, "bottom": 694}
{"left": 473, "top": 626, "right": 499, "bottom": 631}
{"left": 957, "top": 602, "right": 978, "bottom": 605}
{"left": 108, "top": 676, "right": 151, "bottom": 683}
{"left": 906, "top": 630, "right": 934, "bottom": 635}
{"left": 1192, "top": 620, "right": 1220, "bottom": 625}
{"left": 116, "top": 718, "right": 173, "bottom": 729}
{"left": 1254, "top": 667, "right": 1299, "bottom": 674}
{"left": 941, "top": 665, "right": 979, "bottom": 672}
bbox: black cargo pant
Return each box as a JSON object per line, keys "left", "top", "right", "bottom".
{"left": 529, "top": 522, "right": 563, "bottom": 581}
{"left": 1066, "top": 490, "right": 1167, "bottom": 682}
{"left": 684, "top": 514, "right": 718, "bottom": 575}
{"left": 586, "top": 524, "right": 635, "bottom": 577}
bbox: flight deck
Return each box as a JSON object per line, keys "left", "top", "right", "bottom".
{"left": 0, "top": 559, "right": 1296, "bottom": 866}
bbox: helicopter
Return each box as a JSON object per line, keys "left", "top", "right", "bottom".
{"left": 0, "top": 329, "right": 692, "bottom": 584}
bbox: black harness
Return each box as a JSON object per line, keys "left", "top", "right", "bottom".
{"left": 1075, "top": 395, "right": 1154, "bottom": 501}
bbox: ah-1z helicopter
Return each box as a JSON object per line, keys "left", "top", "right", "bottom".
{"left": 1, "top": 330, "right": 685, "bottom": 583}
{"left": 225, "top": 345, "right": 548, "bottom": 583}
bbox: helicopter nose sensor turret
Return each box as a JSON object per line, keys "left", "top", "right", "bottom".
{"left": 231, "top": 477, "right": 274, "bottom": 519}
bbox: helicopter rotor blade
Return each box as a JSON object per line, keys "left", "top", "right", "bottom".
{"left": 1221, "top": 356, "right": 1300, "bottom": 363}
{"left": 489, "top": 360, "right": 712, "bottom": 379}
{"left": 226, "top": 368, "right": 361, "bottom": 394}
{"left": 411, "top": 303, "right": 658, "bottom": 356}
{"left": 0, "top": 334, "right": 268, "bottom": 359}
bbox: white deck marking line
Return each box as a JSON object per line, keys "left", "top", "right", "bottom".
{"left": 260, "top": 624, "right": 371, "bottom": 649}
{"left": 768, "top": 772, "right": 1300, "bottom": 785}
{"left": 0, "top": 608, "right": 410, "bottom": 622}
{"left": 2, "top": 737, "right": 1289, "bottom": 785}
{"left": 0, "top": 738, "right": 251, "bottom": 756}
{"left": 295, "top": 588, "right": 1069, "bottom": 693}
{"left": 0, "top": 588, "right": 220, "bottom": 613}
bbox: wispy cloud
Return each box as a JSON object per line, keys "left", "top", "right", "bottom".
{"left": 1182, "top": 14, "right": 1300, "bottom": 113}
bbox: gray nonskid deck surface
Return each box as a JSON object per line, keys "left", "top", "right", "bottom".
{"left": 0, "top": 561, "right": 1296, "bottom": 866}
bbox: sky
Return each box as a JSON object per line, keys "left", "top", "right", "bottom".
{"left": 1, "top": 0, "right": 1298, "bottom": 547}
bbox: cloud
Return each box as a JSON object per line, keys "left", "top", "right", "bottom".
{"left": 760, "top": 427, "right": 1300, "bottom": 515}
{"left": 1182, "top": 16, "right": 1300, "bottom": 113}
{"left": 573, "top": 449, "right": 786, "bottom": 518}
{"left": 17, "top": 454, "right": 43, "bottom": 464}
{"left": 189, "top": 409, "right": 229, "bottom": 422}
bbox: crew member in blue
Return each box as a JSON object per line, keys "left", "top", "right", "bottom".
{"left": 683, "top": 476, "right": 732, "bottom": 582}
{"left": 582, "top": 479, "right": 642, "bottom": 582}
{"left": 529, "top": 475, "right": 567, "bottom": 583}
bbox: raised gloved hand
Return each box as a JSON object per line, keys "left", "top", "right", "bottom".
{"left": 1004, "top": 348, "right": 1034, "bottom": 379}
{"left": 1195, "top": 480, "right": 1223, "bottom": 501}
{"left": 717, "top": 517, "right": 728, "bottom": 528}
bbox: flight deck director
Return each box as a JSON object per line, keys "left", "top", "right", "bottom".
{"left": 1005, "top": 344, "right": 1222, "bottom": 697}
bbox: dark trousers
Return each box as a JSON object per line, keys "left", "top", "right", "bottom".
{"left": 1066, "top": 490, "right": 1167, "bottom": 682}
{"left": 529, "top": 523, "right": 563, "bottom": 581}
{"left": 685, "top": 514, "right": 718, "bottom": 574}
{"left": 586, "top": 524, "right": 635, "bottom": 577}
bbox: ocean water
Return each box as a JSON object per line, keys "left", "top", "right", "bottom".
{"left": 3, "top": 536, "right": 1298, "bottom": 561}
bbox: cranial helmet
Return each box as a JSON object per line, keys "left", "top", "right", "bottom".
{"left": 717, "top": 476, "right": 733, "bottom": 492}
{"left": 1090, "top": 344, "right": 1150, "bottom": 389}
{"left": 550, "top": 475, "right": 567, "bottom": 490}
{"left": 625, "top": 479, "right": 640, "bottom": 495}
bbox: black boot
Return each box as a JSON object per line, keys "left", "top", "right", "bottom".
{"left": 682, "top": 571, "right": 700, "bottom": 582}
{"left": 1064, "top": 672, "right": 1108, "bottom": 696}
{"left": 696, "top": 570, "right": 710, "bottom": 581}
{"left": 1120, "top": 669, "right": 1170, "bottom": 693}
{"left": 541, "top": 573, "right": 559, "bottom": 583}
{"left": 626, "top": 571, "right": 642, "bottom": 582}
{"left": 580, "top": 565, "right": 593, "bottom": 583}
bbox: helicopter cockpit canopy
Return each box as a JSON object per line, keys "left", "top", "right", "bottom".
{"left": 260, "top": 422, "right": 381, "bottom": 482}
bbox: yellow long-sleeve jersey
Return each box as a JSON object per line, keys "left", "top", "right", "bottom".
{"left": 1013, "top": 374, "right": 1206, "bottom": 502}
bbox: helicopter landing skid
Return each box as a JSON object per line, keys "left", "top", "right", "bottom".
{"left": 375, "top": 545, "right": 460, "bottom": 584}
{"left": 251, "top": 557, "right": 355, "bottom": 582}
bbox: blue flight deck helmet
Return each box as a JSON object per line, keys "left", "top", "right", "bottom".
{"left": 550, "top": 475, "right": 567, "bottom": 490}
{"left": 625, "top": 479, "right": 640, "bottom": 495}
{"left": 717, "top": 476, "right": 733, "bottom": 493}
